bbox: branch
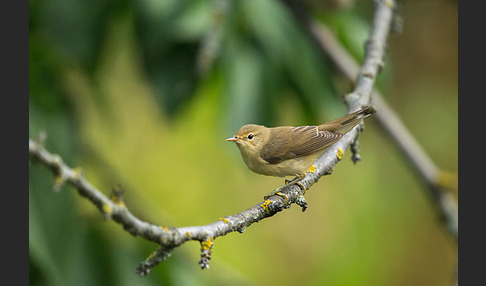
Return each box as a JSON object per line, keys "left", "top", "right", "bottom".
{"left": 302, "top": 8, "right": 458, "bottom": 242}
{"left": 297, "top": 0, "right": 395, "bottom": 188}
{"left": 28, "top": 0, "right": 396, "bottom": 275}
{"left": 29, "top": 136, "right": 310, "bottom": 275}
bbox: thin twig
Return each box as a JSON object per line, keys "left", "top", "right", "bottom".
{"left": 28, "top": 0, "right": 396, "bottom": 275}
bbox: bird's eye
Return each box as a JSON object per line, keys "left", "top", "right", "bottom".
{"left": 247, "top": 133, "right": 254, "bottom": 140}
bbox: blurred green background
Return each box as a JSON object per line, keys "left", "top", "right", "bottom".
{"left": 29, "top": 0, "right": 457, "bottom": 285}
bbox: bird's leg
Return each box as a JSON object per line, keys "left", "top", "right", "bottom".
{"left": 264, "top": 174, "right": 307, "bottom": 204}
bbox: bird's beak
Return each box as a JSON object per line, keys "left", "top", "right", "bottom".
{"left": 226, "top": 136, "right": 238, "bottom": 142}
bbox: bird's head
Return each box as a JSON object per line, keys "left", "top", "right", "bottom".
{"left": 226, "top": 124, "right": 268, "bottom": 155}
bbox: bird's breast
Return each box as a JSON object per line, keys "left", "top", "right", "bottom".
{"left": 240, "top": 149, "right": 315, "bottom": 177}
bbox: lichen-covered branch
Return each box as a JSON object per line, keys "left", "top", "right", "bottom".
{"left": 28, "top": 0, "right": 396, "bottom": 275}
{"left": 30, "top": 136, "right": 310, "bottom": 275}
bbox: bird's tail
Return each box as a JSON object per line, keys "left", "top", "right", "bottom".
{"left": 318, "top": 105, "right": 376, "bottom": 134}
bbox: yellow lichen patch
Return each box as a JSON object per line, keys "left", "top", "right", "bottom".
{"left": 115, "top": 201, "right": 125, "bottom": 207}
{"left": 260, "top": 200, "right": 271, "bottom": 212}
{"left": 437, "top": 170, "right": 458, "bottom": 194}
{"left": 218, "top": 217, "right": 230, "bottom": 223}
{"left": 109, "top": 187, "right": 125, "bottom": 207}
{"left": 110, "top": 194, "right": 125, "bottom": 207}
{"left": 160, "top": 226, "right": 169, "bottom": 232}
{"left": 146, "top": 250, "right": 157, "bottom": 260}
{"left": 384, "top": 0, "right": 394, "bottom": 8}
{"left": 72, "top": 167, "right": 83, "bottom": 179}
{"left": 102, "top": 203, "right": 112, "bottom": 216}
{"left": 185, "top": 232, "right": 191, "bottom": 238}
{"left": 306, "top": 164, "right": 316, "bottom": 174}
{"left": 336, "top": 148, "right": 344, "bottom": 160}
{"left": 53, "top": 175, "right": 64, "bottom": 187}
{"left": 201, "top": 237, "right": 214, "bottom": 251}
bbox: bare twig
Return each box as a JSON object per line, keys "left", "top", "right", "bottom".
{"left": 29, "top": 0, "right": 396, "bottom": 275}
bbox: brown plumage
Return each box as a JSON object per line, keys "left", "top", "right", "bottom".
{"left": 226, "top": 106, "right": 375, "bottom": 179}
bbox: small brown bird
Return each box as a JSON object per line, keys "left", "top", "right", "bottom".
{"left": 226, "top": 105, "right": 375, "bottom": 200}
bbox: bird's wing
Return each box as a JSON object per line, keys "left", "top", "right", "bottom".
{"left": 261, "top": 126, "right": 342, "bottom": 164}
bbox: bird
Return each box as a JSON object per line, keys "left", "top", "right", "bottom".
{"left": 226, "top": 105, "right": 375, "bottom": 202}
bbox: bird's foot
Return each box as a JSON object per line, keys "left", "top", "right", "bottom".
{"left": 263, "top": 175, "right": 307, "bottom": 205}
{"left": 264, "top": 186, "right": 290, "bottom": 205}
